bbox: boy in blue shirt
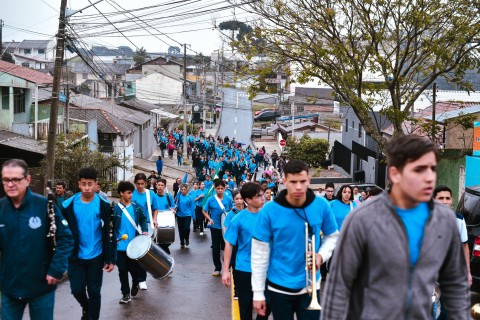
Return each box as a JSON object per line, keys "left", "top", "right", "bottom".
{"left": 222, "top": 183, "right": 271, "bottom": 320}
{"left": 114, "top": 181, "right": 148, "bottom": 304}
{"left": 252, "top": 160, "right": 338, "bottom": 319}
{"left": 203, "top": 179, "right": 233, "bottom": 276}
{"left": 155, "top": 178, "right": 175, "bottom": 254}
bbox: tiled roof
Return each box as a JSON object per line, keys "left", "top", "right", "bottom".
{"left": 121, "top": 98, "right": 159, "bottom": 113}
{"left": 12, "top": 53, "right": 52, "bottom": 63}
{"left": 71, "top": 61, "right": 131, "bottom": 75}
{"left": 68, "top": 108, "right": 136, "bottom": 134}
{"left": 0, "top": 60, "right": 53, "bottom": 85}
{"left": 0, "top": 130, "right": 47, "bottom": 154}
{"left": 17, "top": 40, "right": 52, "bottom": 49}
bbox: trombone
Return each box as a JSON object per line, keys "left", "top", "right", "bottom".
{"left": 305, "top": 222, "right": 322, "bottom": 310}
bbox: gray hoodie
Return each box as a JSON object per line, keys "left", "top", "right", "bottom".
{"left": 322, "top": 192, "right": 470, "bottom": 320}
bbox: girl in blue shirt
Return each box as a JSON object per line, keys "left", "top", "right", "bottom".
{"left": 330, "top": 185, "right": 357, "bottom": 230}
{"left": 176, "top": 184, "right": 195, "bottom": 248}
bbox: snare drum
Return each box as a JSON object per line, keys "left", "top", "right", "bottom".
{"left": 155, "top": 210, "right": 175, "bottom": 244}
{"left": 126, "top": 234, "right": 174, "bottom": 279}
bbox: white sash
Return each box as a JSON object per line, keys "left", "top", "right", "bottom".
{"left": 214, "top": 194, "right": 226, "bottom": 212}
{"left": 117, "top": 203, "right": 143, "bottom": 234}
{"left": 145, "top": 190, "right": 154, "bottom": 230}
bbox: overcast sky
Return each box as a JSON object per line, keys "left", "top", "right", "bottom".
{"left": 2, "top": 0, "right": 252, "bottom": 56}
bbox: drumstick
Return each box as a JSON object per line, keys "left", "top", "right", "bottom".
{"left": 117, "top": 234, "right": 128, "bottom": 242}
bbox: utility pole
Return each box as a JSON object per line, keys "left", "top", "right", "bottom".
{"left": 202, "top": 57, "right": 206, "bottom": 132}
{"left": 45, "top": 0, "right": 68, "bottom": 184}
{"left": 183, "top": 43, "right": 188, "bottom": 157}
{"left": 0, "top": 19, "right": 4, "bottom": 56}
{"left": 431, "top": 82, "right": 437, "bottom": 144}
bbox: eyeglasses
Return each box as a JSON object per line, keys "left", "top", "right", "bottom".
{"left": 2, "top": 177, "right": 25, "bottom": 185}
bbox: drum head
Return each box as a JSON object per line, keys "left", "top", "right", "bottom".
{"left": 126, "top": 235, "right": 151, "bottom": 260}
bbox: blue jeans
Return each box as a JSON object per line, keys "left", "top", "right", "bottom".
{"left": 1, "top": 291, "right": 55, "bottom": 320}
{"left": 268, "top": 288, "right": 321, "bottom": 320}
{"left": 68, "top": 255, "right": 104, "bottom": 320}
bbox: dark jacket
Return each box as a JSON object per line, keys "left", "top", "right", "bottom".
{"left": 62, "top": 193, "right": 117, "bottom": 265}
{"left": 322, "top": 192, "right": 470, "bottom": 320}
{"left": 113, "top": 202, "right": 148, "bottom": 238}
{"left": 0, "top": 189, "right": 73, "bottom": 299}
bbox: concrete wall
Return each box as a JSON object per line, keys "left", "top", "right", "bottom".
{"left": 436, "top": 150, "right": 466, "bottom": 207}
{"left": 136, "top": 73, "right": 182, "bottom": 105}
{"left": 445, "top": 113, "right": 480, "bottom": 149}
{"left": 142, "top": 65, "right": 181, "bottom": 78}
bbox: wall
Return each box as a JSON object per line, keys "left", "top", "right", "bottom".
{"left": 436, "top": 150, "right": 467, "bottom": 207}
{"left": 445, "top": 113, "right": 480, "bottom": 149}
{"left": 136, "top": 73, "right": 182, "bottom": 105}
{"left": 140, "top": 125, "right": 156, "bottom": 159}
{"left": 142, "top": 65, "right": 181, "bottom": 78}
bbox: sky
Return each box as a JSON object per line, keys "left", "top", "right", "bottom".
{"left": 2, "top": 0, "right": 253, "bottom": 56}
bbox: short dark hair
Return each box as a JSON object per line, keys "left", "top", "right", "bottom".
{"left": 158, "top": 155, "right": 162, "bottom": 160}
{"left": 283, "top": 159, "right": 309, "bottom": 177}
{"left": 433, "top": 185, "right": 452, "bottom": 198}
{"left": 368, "top": 187, "right": 383, "bottom": 197}
{"left": 231, "top": 190, "right": 242, "bottom": 199}
{"left": 157, "top": 178, "right": 167, "bottom": 185}
{"left": 78, "top": 167, "right": 97, "bottom": 180}
{"left": 134, "top": 173, "right": 147, "bottom": 183}
{"left": 56, "top": 181, "right": 66, "bottom": 188}
{"left": 336, "top": 185, "right": 354, "bottom": 202}
{"left": 117, "top": 181, "right": 135, "bottom": 193}
{"left": 214, "top": 179, "right": 226, "bottom": 188}
{"left": 385, "top": 135, "right": 438, "bottom": 171}
{"left": 2, "top": 159, "right": 29, "bottom": 176}
{"left": 240, "top": 182, "right": 261, "bottom": 200}
{"left": 325, "top": 182, "right": 335, "bottom": 190}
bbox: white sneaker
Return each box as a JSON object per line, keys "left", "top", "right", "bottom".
{"left": 211, "top": 270, "right": 220, "bottom": 276}
{"left": 199, "top": 232, "right": 204, "bottom": 236}
{"left": 139, "top": 281, "right": 147, "bottom": 290}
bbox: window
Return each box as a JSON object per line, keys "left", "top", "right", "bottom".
{"left": 1, "top": 87, "right": 9, "bottom": 110}
{"left": 345, "top": 119, "right": 348, "bottom": 132}
{"left": 352, "top": 120, "right": 355, "bottom": 131}
{"left": 359, "top": 123, "right": 362, "bottom": 138}
{"left": 38, "top": 49, "right": 45, "bottom": 54}
{"left": 24, "top": 49, "right": 31, "bottom": 55}
{"left": 21, "top": 62, "right": 30, "bottom": 68}
{"left": 14, "top": 88, "right": 26, "bottom": 114}
{"left": 6, "top": 48, "right": 14, "bottom": 53}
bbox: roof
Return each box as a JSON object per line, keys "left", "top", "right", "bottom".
{"left": 294, "top": 87, "right": 336, "bottom": 105}
{"left": 17, "top": 40, "right": 52, "bottom": 49}
{"left": 71, "top": 61, "right": 131, "bottom": 76}
{"left": 12, "top": 53, "right": 52, "bottom": 63}
{"left": 69, "top": 94, "right": 153, "bottom": 126}
{"left": 0, "top": 130, "right": 47, "bottom": 154}
{"left": 68, "top": 108, "right": 136, "bottom": 134}
{"left": 425, "top": 104, "right": 480, "bottom": 122}
{"left": 0, "top": 60, "right": 53, "bottom": 85}
{"left": 121, "top": 98, "right": 159, "bottom": 113}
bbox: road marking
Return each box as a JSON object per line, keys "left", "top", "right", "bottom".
{"left": 234, "top": 129, "right": 237, "bottom": 135}
{"left": 235, "top": 117, "right": 237, "bottom": 123}
{"left": 231, "top": 270, "right": 240, "bottom": 320}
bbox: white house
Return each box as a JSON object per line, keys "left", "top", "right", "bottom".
{"left": 135, "top": 72, "right": 183, "bottom": 105}
{"left": 2, "top": 40, "right": 56, "bottom": 69}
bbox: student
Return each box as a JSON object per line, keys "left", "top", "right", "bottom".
{"left": 222, "top": 183, "right": 270, "bottom": 320}
{"left": 54, "top": 180, "right": 71, "bottom": 205}
{"left": 194, "top": 181, "right": 207, "bottom": 235}
{"left": 251, "top": 159, "right": 339, "bottom": 319}
{"left": 62, "top": 167, "right": 116, "bottom": 320}
{"left": 433, "top": 185, "right": 472, "bottom": 284}
{"left": 132, "top": 173, "right": 159, "bottom": 290}
{"left": 324, "top": 182, "right": 335, "bottom": 202}
{"left": 329, "top": 184, "right": 357, "bottom": 231}
{"left": 176, "top": 184, "right": 195, "bottom": 248}
{"left": 203, "top": 179, "right": 233, "bottom": 276}
{"left": 114, "top": 181, "right": 148, "bottom": 304}
{"left": 322, "top": 135, "right": 470, "bottom": 319}
{"left": 0, "top": 159, "right": 73, "bottom": 320}
{"left": 155, "top": 179, "right": 175, "bottom": 254}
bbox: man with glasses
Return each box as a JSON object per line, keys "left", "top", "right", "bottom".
{"left": 0, "top": 159, "right": 73, "bottom": 320}
{"left": 324, "top": 182, "right": 335, "bottom": 202}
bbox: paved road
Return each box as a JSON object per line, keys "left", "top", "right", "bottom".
{"left": 28, "top": 231, "right": 232, "bottom": 320}
{"left": 218, "top": 88, "right": 253, "bottom": 147}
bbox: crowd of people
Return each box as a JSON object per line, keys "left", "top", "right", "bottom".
{"left": 0, "top": 133, "right": 472, "bottom": 320}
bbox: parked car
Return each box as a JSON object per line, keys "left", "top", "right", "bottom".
{"left": 254, "top": 110, "right": 281, "bottom": 122}
{"left": 334, "top": 183, "right": 383, "bottom": 199}
{"left": 255, "top": 108, "right": 276, "bottom": 116}
{"left": 456, "top": 185, "right": 480, "bottom": 293}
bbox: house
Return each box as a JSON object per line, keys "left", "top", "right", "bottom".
{"left": 2, "top": 40, "right": 56, "bottom": 69}
{"left": 134, "top": 72, "right": 185, "bottom": 105}
{"left": 0, "top": 60, "right": 54, "bottom": 137}
{"left": 120, "top": 98, "right": 179, "bottom": 128}
{"left": 291, "top": 87, "right": 338, "bottom": 114}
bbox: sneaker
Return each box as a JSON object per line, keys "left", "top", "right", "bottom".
{"left": 131, "top": 284, "right": 139, "bottom": 297}
{"left": 186, "top": 240, "right": 189, "bottom": 246}
{"left": 199, "top": 232, "right": 204, "bottom": 236}
{"left": 81, "top": 309, "right": 88, "bottom": 320}
{"left": 139, "top": 281, "right": 148, "bottom": 290}
{"left": 212, "top": 270, "right": 220, "bottom": 276}
{"left": 181, "top": 244, "right": 185, "bottom": 248}
{"left": 119, "top": 294, "right": 131, "bottom": 304}
{"left": 234, "top": 293, "right": 239, "bottom": 300}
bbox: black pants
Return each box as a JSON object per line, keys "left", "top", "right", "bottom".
{"left": 117, "top": 251, "right": 140, "bottom": 295}
{"left": 195, "top": 206, "right": 205, "bottom": 233}
{"left": 234, "top": 270, "right": 270, "bottom": 320}
{"left": 177, "top": 216, "right": 191, "bottom": 245}
{"left": 268, "top": 288, "right": 321, "bottom": 320}
{"left": 211, "top": 228, "right": 224, "bottom": 271}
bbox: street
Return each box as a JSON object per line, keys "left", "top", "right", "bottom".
{"left": 26, "top": 231, "right": 232, "bottom": 320}
{"left": 218, "top": 88, "right": 253, "bottom": 147}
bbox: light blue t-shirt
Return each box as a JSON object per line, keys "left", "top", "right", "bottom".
{"left": 132, "top": 189, "right": 158, "bottom": 223}
{"left": 395, "top": 202, "right": 430, "bottom": 265}
{"left": 194, "top": 189, "right": 207, "bottom": 207}
{"left": 176, "top": 193, "right": 194, "bottom": 217}
{"left": 254, "top": 196, "right": 338, "bottom": 289}
{"left": 330, "top": 199, "right": 357, "bottom": 230}
{"left": 116, "top": 203, "right": 137, "bottom": 252}
{"left": 224, "top": 208, "right": 241, "bottom": 229}
{"left": 203, "top": 195, "right": 233, "bottom": 229}
{"left": 73, "top": 195, "right": 103, "bottom": 260}
{"left": 224, "top": 209, "right": 262, "bottom": 272}
{"left": 156, "top": 193, "right": 175, "bottom": 210}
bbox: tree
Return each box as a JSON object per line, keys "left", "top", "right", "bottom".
{"left": 133, "top": 47, "right": 148, "bottom": 66}
{"left": 1, "top": 52, "right": 15, "bottom": 64}
{"left": 284, "top": 134, "right": 329, "bottom": 167}
{"left": 219, "top": 20, "right": 253, "bottom": 41}
{"left": 40, "top": 133, "right": 127, "bottom": 192}
{"left": 233, "top": 0, "right": 480, "bottom": 149}
{"left": 168, "top": 46, "right": 181, "bottom": 56}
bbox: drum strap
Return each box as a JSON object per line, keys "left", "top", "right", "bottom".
{"left": 214, "top": 195, "right": 226, "bottom": 213}
{"left": 117, "top": 203, "right": 143, "bottom": 234}
{"left": 145, "top": 190, "right": 154, "bottom": 230}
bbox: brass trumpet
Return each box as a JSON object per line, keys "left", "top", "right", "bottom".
{"left": 305, "top": 222, "right": 322, "bottom": 311}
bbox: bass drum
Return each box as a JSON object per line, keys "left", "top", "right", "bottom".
{"left": 127, "top": 235, "right": 174, "bottom": 279}
{"left": 155, "top": 210, "right": 175, "bottom": 244}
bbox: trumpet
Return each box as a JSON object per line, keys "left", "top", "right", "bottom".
{"left": 305, "top": 222, "right": 322, "bottom": 311}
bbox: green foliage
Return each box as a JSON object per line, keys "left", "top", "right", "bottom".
{"left": 168, "top": 46, "right": 181, "bottom": 56}
{"left": 40, "top": 134, "right": 126, "bottom": 193}
{"left": 235, "top": 0, "right": 480, "bottom": 150}
{"left": 1, "top": 52, "right": 15, "bottom": 64}
{"left": 175, "top": 123, "right": 199, "bottom": 135}
{"left": 284, "top": 134, "right": 329, "bottom": 167}
{"left": 219, "top": 20, "right": 253, "bottom": 41}
{"left": 133, "top": 47, "right": 148, "bottom": 66}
